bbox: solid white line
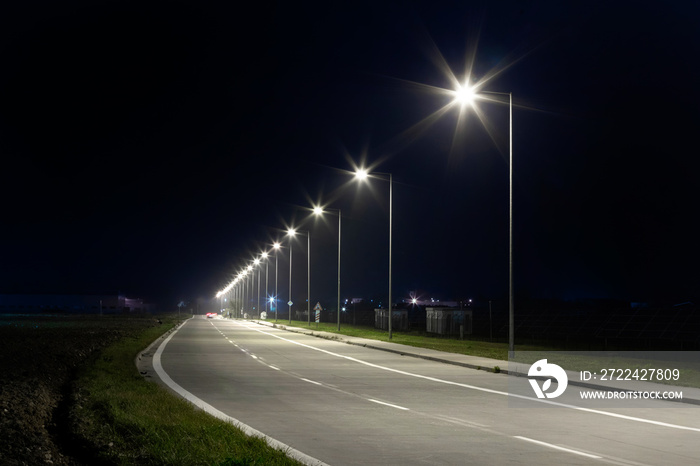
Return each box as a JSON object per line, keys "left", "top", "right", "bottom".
{"left": 301, "top": 378, "right": 323, "bottom": 386}
{"left": 368, "top": 399, "right": 410, "bottom": 411}
{"left": 239, "top": 323, "right": 700, "bottom": 433}
{"left": 152, "top": 320, "right": 329, "bottom": 466}
{"left": 514, "top": 436, "right": 602, "bottom": 459}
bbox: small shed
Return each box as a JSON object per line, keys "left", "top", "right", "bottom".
{"left": 374, "top": 308, "right": 408, "bottom": 331}
{"left": 426, "top": 307, "right": 472, "bottom": 335}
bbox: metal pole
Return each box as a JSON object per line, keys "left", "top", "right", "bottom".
{"left": 509, "top": 92, "right": 514, "bottom": 356}
{"left": 489, "top": 300, "right": 493, "bottom": 341}
{"left": 265, "top": 258, "right": 269, "bottom": 316}
{"left": 257, "top": 266, "right": 261, "bottom": 318}
{"left": 275, "top": 250, "right": 279, "bottom": 322}
{"left": 337, "top": 210, "right": 342, "bottom": 331}
{"left": 289, "top": 240, "right": 293, "bottom": 325}
{"left": 476, "top": 90, "right": 514, "bottom": 354}
{"left": 389, "top": 173, "right": 393, "bottom": 339}
{"left": 307, "top": 232, "right": 311, "bottom": 327}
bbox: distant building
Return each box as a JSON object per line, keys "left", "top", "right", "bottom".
{"left": 0, "top": 294, "right": 154, "bottom": 314}
{"left": 426, "top": 307, "right": 473, "bottom": 335}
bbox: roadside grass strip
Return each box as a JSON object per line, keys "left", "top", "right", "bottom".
{"left": 70, "top": 315, "right": 302, "bottom": 465}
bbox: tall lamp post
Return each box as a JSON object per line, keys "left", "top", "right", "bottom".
{"left": 242, "top": 271, "right": 247, "bottom": 317}
{"left": 232, "top": 281, "right": 237, "bottom": 318}
{"left": 261, "top": 251, "right": 269, "bottom": 317}
{"left": 453, "top": 86, "right": 514, "bottom": 355}
{"left": 238, "top": 272, "right": 244, "bottom": 318}
{"left": 287, "top": 228, "right": 311, "bottom": 326}
{"left": 239, "top": 270, "right": 244, "bottom": 317}
{"left": 273, "top": 242, "right": 281, "bottom": 321}
{"left": 355, "top": 168, "right": 394, "bottom": 339}
{"left": 237, "top": 273, "right": 243, "bottom": 318}
{"left": 254, "top": 258, "right": 261, "bottom": 318}
{"left": 240, "top": 271, "right": 246, "bottom": 318}
{"left": 306, "top": 231, "right": 310, "bottom": 327}
{"left": 313, "top": 206, "right": 342, "bottom": 331}
{"left": 246, "top": 265, "right": 253, "bottom": 317}
{"left": 287, "top": 229, "right": 294, "bottom": 324}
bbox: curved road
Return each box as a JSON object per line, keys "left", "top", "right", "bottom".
{"left": 150, "top": 317, "right": 700, "bottom": 465}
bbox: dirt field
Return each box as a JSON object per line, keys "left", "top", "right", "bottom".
{"left": 0, "top": 314, "right": 163, "bottom": 465}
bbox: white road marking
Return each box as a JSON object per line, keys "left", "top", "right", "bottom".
{"left": 301, "top": 378, "right": 323, "bottom": 386}
{"left": 368, "top": 399, "right": 410, "bottom": 411}
{"left": 514, "top": 436, "right": 602, "bottom": 459}
{"left": 195, "top": 321, "right": 658, "bottom": 463}
{"left": 231, "top": 321, "right": 700, "bottom": 433}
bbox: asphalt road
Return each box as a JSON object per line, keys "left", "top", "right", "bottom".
{"left": 151, "top": 317, "right": 700, "bottom": 465}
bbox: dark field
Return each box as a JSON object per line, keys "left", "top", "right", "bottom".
{"left": 0, "top": 314, "right": 165, "bottom": 465}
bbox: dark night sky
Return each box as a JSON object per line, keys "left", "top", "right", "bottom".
{"left": 1, "top": 1, "right": 698, "bottom": 308}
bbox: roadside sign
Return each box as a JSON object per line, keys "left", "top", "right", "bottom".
{"left": 314, "top": 302, "right": 323, "bottom": 311}
{"left": 287, "top": 301, "right": 293, "bottom": 306}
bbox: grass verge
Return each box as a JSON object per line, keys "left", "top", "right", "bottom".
{"left": 70, "top": 315, "right": 302, "bottom": 465}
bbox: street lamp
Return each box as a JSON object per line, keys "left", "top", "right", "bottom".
{"left": 287, "top": 227, "right": 311, "bottom": 326}
{"left": 286, "top": 229, "right": 295, "bottom": 324}
{"left": 261, "top": 251, "right": 269, "bottom": 317}
{"left": 273, "top": 242, "right": 281, "bottom": 321}
{"left": 246, "top": 265, "right": 253, "bottom": 317}
{"left": 239, "top": 270, "right": 244, "bottom": 317}
{"left": 454, "top": 83, "right": 514, "bottom": 355}
{"left": 354, "top": 167, "right": 394, "bottom": 339}
{"left": 238, "top": 271, "right": 245, "bottom": 318}
{"left": 313, "top": 205, "right": 342, "bottom": 331}
{"left": 237, "top": 272, "right": 244, "bottom": 318}
{"left": 232, "top": 276, "right": 238, "bottom": 318}
{"left": 230, "top": 279, "right": 236, "bottom": 318}
{"left": 254, "top": 258, "right": 261, "bottom": 318}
